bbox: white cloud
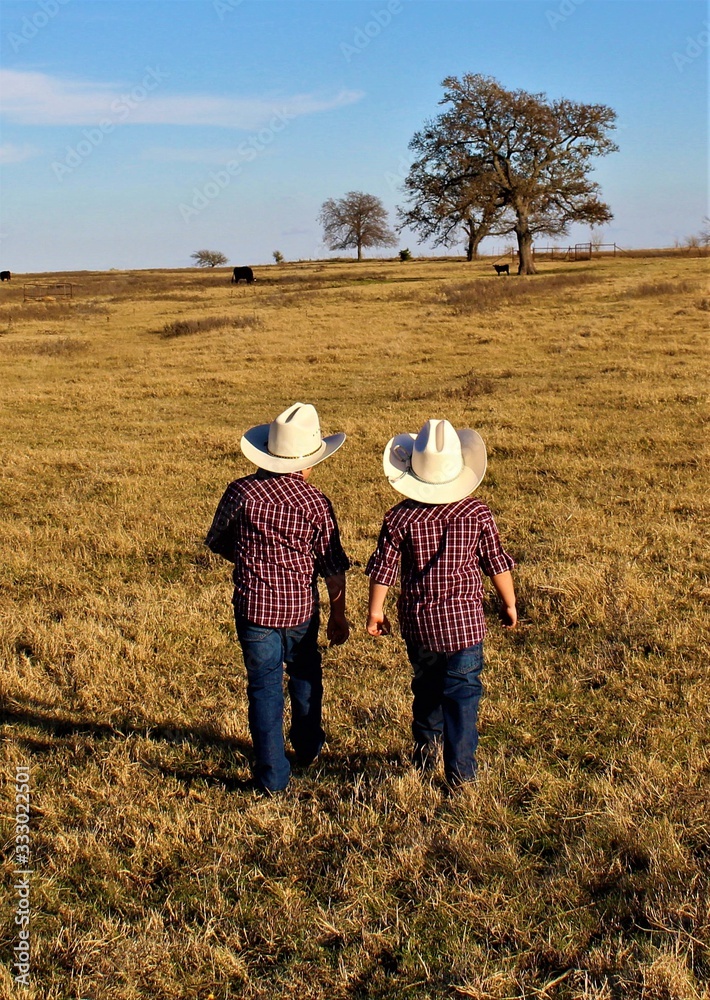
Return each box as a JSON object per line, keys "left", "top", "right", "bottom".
{"left": 0, "top": 142, "right": 41, "bottom": 164}
{"left": 0, "top": 69, "right": 364, "bottom": 129}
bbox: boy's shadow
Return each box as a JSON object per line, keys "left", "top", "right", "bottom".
{"left": 0, "top": 698, "right": 256, "bottom": 792}
{"left": 1, "top": 699, "right": 405, "bottom": 794}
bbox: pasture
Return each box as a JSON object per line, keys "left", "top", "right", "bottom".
{"left": 0, "top": 255, "right": 708, "bottom": 999}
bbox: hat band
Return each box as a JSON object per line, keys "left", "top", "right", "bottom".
{"left": 392, "top": 462, "right": 464, "bottom": 487}
{"left": 266, "top": 442, "right": 324, "bottom": 460}
{"left": 412, "top": 464, "right": 464, "bottom": 486}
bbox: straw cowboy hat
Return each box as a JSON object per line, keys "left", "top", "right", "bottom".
{"left": 383, "top": 419, "right": 487, "bottom": 503}
{"left": 240, "top": 402, "right": 346, "bottom": 473}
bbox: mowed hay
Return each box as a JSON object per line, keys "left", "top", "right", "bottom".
{"left": 0, "top": 256, "right": 708, "bottom": 999}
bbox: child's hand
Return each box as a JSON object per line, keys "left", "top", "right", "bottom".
{"left": 327, "top": 613, "right": 350, "bottom": 646}
{"left": 366, "top": 613, "right": 391, "bottom": 637}
{"left": 500, "top": 604, "right": 517, "bottom": 628}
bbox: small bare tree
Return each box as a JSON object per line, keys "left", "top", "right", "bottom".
{"left": 590, "top": 227, "right": 606, "bottom": 251}
{"left": 191, "top": 250, "right": 228, "bottom": 268}
{"left": 319, "top": 192, "right": 397, "bottom": 261}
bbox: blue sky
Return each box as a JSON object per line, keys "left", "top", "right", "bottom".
{"left": 0, "top": 0, "right": 707, "bottom": 272}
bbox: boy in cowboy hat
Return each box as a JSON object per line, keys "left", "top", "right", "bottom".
{"left": 366, "top": 419, "right": 516, "bottom": 787}
{"left": 206, "top": 402, "right": 350, "bottom": 794}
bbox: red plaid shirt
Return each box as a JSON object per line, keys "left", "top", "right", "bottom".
{"left": 366, "top": 497, "right": 514, "bottom": 652}
{"left": 206, "top": 471, "right": 350, "bottom": 628}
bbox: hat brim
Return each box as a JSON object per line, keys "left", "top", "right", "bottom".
{"left": 383, "top": 429, "right": 487, "bottom": 503}
{"left": 240, "top": 424, "right": 346, "bottom": 473}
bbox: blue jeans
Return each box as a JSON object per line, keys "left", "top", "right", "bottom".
{"left": 405, "top": 640, "right": 484, "bottom": 785}
{"left": 234, "top": 611, "right": 324, "bottom": 792}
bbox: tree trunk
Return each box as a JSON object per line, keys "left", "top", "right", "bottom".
{"left": 469, "top": 230, "right": 485, "bottom": 261}
{"left": 357, "top": 241, "right": 363, "bottom": 261}
{"left": 466, "top": 229, "right": 483, "bottom": 261}
{"left": 516, "top": 223, "right": 536, "bottom": 275}
{"left": 464, "top": 221, "right": 485, "bottom": 261}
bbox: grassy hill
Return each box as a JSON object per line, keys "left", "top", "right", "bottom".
{"left": 0, "top": 255, "right": 708, "bottom": 999}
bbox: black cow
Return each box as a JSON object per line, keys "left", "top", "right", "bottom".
{"left": 493, "top": 263, "right": 510, "bottom": 276}
{"left": 231, "top": 266, "right": 254, "bottom": 284}
{"left": 0, "top": 271, "right": 11, "bottom": 281}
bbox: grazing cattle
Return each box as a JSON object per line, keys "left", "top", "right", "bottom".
{"left": 493, "top": 263, "right": 510, "bottom": 276}
{"left": 0, "top": 271, "right": 11, "bottom": 281}
{"left": 231, "top": 266, "right": 255, "bottom": 284}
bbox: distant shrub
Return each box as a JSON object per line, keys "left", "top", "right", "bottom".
{"left": 444, "top": 279, "right": 513, "bottom": 314}
{"left": 0, "top": 301, "right": 85, "bottom": 324}
{"left": 33, "top": 337, "right": 87, "bottom": 356}
{"left": 272, "top": 251, "right": 284, "bottom": 264}
{"left": 460, "top": 371, "right": 495, "bottom": 396}
{"left": 624, "top": 280, "right": 693, "bottom": 298}
{"left": 442, "top": 272, "right": 596, "bottom": 314}
{"left": 159, "top": 314, "right": 263, "bottom": 338}
{"left": 399, "top": 248, "right": 412, "bottom": 261}
{"left": 146, "top": 293, "right": 205, "bottom": 303}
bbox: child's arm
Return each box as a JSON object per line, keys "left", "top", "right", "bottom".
{"left": 325, "top": 572, "right": 350, "bottom": 646}
{"left": 491, "top": 570, "right": 517, "bottom": 628}
{"left": 204, "top": 485, "right": 240, "bottom": 562}
{"left": 367, "top": 580, "right": 392, "bottom": 637}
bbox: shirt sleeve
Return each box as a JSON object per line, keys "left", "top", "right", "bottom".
{"left": 365, "top": 517, "right": 401, "bottom": 588}
{"left": 477, "top": 508, "right": 515, "bottom": 578}
{"left": 312, "top": 499, "right": 350, "bottom": 578}
{"left": 205, "top": 483, "right": 242, "bottom": 562}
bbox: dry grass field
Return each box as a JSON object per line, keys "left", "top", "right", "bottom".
{"left": 0, "top": 254, "right": 708, "bottom": 999}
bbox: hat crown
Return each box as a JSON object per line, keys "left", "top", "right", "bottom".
{"left": 411, "top": 419, "right": 465, "bottom": 485}
{"left": 267, "top": 402, "right": 323, "bottom": 459}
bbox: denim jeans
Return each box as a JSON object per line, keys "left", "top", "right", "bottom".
{"left": 234, "top": 610, "right": 324, "bottom": 792}
{"left": 405, "top": 640, "right": 484, "bottom": 785}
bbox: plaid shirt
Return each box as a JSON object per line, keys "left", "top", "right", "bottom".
{"left": 366, "top": 497, "right": 514, "bottom": 652}
{"left": 205, "top": 471, "right": 350, "bottom": 628}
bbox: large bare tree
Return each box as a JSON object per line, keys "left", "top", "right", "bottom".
{"left": 409, "top": 75, "right": 618, "bottom": 274}
{"left": 319, "top": 191, "right": 397, "bottom": 261}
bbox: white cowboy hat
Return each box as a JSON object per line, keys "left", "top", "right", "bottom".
{"left": 240, "top": 402, "right": 346, "bottom": 473}
{"left": 383, "top": 419, "right": 487, "bottom": 504}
